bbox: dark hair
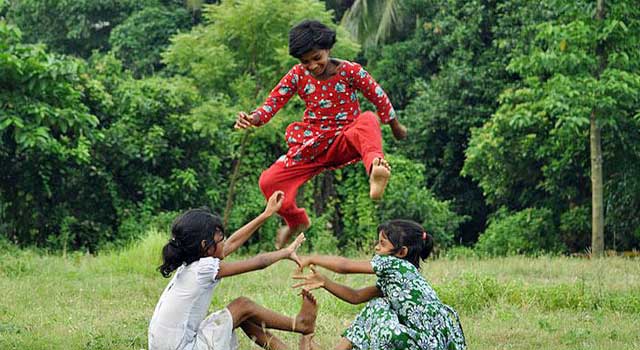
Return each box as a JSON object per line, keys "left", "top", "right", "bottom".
{"left": 378, "top": 219, "right": 434, "bottom": 269}
{"left": 288, "top": 20, "right": 336, "bottom": 58}
{"left": 158, "top": 207, "right": 224, "bottom": 278}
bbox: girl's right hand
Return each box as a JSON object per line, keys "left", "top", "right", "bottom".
{"left": 293, "top": 256, "right": 313, "bottom": 275}
{"left": 285, "top": 233, "right": 306, "bottom": 266}
{"left": 263, "top": 191, "right": 285, "bottom": 216}
{"left": 234, "top": 111, "right": 259, "bottom": 129}
{"left": 292, "top": 266, "right": 327, "bottom": 291}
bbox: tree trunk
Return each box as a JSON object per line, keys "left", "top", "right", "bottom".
{"left": 590, "top": 111, "right": 604, "bottom": 257}
{"left": 223, "top": 132, "right": 250, "bottom": 227}
{"left": 590, "top": 0, "right": 605, "bottom": 257}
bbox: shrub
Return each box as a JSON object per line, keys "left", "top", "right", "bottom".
{"left": 559, "top": 206, "right": 590, "bottom": 251}
{"left": 475, "top": 207, "right": 563, "bottom": 256}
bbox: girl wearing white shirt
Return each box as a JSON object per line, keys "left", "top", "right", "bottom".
{"left": 149, "top": 191, "right": 317, "bottom": 350}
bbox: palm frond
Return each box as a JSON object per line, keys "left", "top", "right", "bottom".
{"left": 341, "top": 0, "right": 406, "bottom": 47}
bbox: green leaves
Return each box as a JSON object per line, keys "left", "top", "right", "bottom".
{"left": 464, "top": 0, "right": 640, "bottom": 251}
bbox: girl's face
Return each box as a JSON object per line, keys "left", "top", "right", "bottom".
{"left": 204, "top": 230, "right": 226, "bottom": 259}
{"left": 375, "top": 231, "right": 397, "bottom": 256}
{"left": 300, "top": 48, "right": 330, "bottom": 77}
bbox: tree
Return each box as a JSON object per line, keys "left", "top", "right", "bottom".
{"left": 340, "top": 0, "right": 415, "bottom": 49}
{"left": 366, "top": 0, "right": 559, "bottom": 243}
{"left": 109, "top": 6, "right": 191, "bottom": 77}
{"left": 0, "top": 21, "right": 102, "bottom": 247}
{"left": 463, "top": 0, "right": 640, "bottom": 252}
{"left": 590, "top": 0, "right": 605, "bottom": 256}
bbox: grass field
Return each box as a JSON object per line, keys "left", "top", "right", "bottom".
{"left": 1, "top": 231, "right": 639, "bottom": 350}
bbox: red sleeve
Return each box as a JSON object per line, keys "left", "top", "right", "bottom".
{"left": 252, "top": 65, "right": 300, "bottom": 125}
{"left": 350, "top": 63, "right": 396, "bottom": 124}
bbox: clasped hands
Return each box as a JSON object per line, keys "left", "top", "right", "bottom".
{"left": 291, "top": 259, "right": 327, "bottom": 292}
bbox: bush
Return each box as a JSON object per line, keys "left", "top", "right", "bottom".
{"left": 336, "top": 154, "right": 464, "bottom": 252}
{"left": 559, "top": 206, "right": 590, "bottom": 251}
{"left": 475, "top": 207, "right": 563, "bottom": 256}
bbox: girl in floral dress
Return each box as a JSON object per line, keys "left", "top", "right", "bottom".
{"left": 234, "top": 20, "right": 408, "bottom": 248}
{"left": 293, "top": 219, "right": 466, "bottom": 350}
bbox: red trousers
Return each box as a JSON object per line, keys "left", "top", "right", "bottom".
{"left": 259, "top": 111, "right": 384, "bottom": 229}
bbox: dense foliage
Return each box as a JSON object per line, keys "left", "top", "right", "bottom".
{"left": 2, "top": 0, "right": 639, "bottom": 254}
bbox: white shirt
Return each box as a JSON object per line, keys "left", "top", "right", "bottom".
{"left": 148, "top": 257, "right": 221, "bottom": 350}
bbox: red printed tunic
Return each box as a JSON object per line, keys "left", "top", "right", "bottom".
{"left": 253, "top": 60, "right": 396, "bottom": 167}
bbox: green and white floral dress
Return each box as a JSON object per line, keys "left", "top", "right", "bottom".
{"left": 343, "top": 255, "right": 466, "bottom": 350}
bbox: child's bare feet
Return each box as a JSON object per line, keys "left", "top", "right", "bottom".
{"left": 299, "top": 333, "right": 317, "bottom": 350}
{"left": 294, "top": 289, "right": 318, "bottom": 335}
{"left": 276, "top": 222, "right": 310, "bottom": 249}
{"left": 369, "top": 158, "right": 391, "bottom": 200}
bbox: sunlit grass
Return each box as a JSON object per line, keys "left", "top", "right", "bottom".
{"left": 1, "top": 231, "right": 639, "bottom": 349}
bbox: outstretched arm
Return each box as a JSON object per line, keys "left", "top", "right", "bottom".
{"left": 299, "top": 255, "right": 374, "bottom": 274}
{"left": 293, "top": 267, "right": 381, "bottom": 304}
{"left": 222, "top": 191, "right": 284, "bottom": 257}
{"left": 217, "top": 233, "right": 305, "bottom": 278}
{"left": 234, "top": 66, "right": 300, "bottom": 129}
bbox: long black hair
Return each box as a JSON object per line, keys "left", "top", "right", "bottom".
{"left": 158, "top": 207, "right": 224, "bottom": 278}
{"left": 288, "top": 19, "right": 336, "bottom": 59}
{"left": 378, "top": 219, "right": 434, "bottom": 269}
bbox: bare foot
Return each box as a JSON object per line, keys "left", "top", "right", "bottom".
{"left": 276, "top": 222, "right": 310, "bottom": 249}
{"left": 299, "top": 333, "right": 318, "bottom": 350}
{"left": 294, "top": 289, "right": 318, "bottom": 335}
{"left": 369, "top": 158, "right": 391, "bottom": 200}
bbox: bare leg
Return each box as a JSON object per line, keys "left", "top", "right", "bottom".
{"left": 334, "top": 338, "right": 353, "bottom": 350}
{"left": 227, "top": 291, "right": 317, "bottom": 334}
{"left": 369, "top": 157, "right": 391, "bottom": 200}
{"left": 240, "top": 320, "right": 288, "bottom": 350}
{"left": 275, "top": 222, "right": 311, "bottom": 249}
{"left": 299, "top": 333, "right": 322, "bottom": 350}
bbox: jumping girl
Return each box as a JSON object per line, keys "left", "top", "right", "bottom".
{"left": 293, "top": 219, "right": 466, "bottom": 350}
{"left": 234, "top": 20, "right": 408, "bottom": 248}
{"left": 148, "top": 191, "right": 318, "bottom": 350}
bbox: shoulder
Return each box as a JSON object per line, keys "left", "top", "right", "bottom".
{"left": 285, "top": 64, "right": 307, "bottom": 85}
{"left": 338, "top": 60, "right": 362, "bottom": 75}
{"left": 371, "top": 255, "right": 413, "bottom": 274}
{"left": 290, "top": 64, "right": 307, "bottom": 76}
{"left": 371, "top": 254, "right": 394, "bottom": 272}
{"left": 196, "top": 257, "right": 222, "bottom": 282}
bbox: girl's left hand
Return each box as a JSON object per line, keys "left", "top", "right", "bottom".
{"left": 292, "top": 266, "right": 326, "bottom": 291}
{"left": 285, "top": 233, "right": 305, "bottom": 266}
{"left": 264, "top": 191, "right": 285, "bottom": 216}
{"left": 390, "top": 120, "right": 408, "bottom": 140}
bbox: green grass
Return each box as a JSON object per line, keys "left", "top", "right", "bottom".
{"left": 1, "top": 231, "right": 639, "bottom": 349}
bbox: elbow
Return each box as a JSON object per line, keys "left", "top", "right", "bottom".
{"left": 347, "top": 296, "right": 366, "bottom": 305}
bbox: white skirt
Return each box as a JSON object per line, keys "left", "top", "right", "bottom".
{"left": 193, "top": 308, "right": 239, "bottom": 350}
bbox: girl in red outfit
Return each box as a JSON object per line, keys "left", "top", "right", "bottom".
{"left": 235, "top": 20, "right": 407, "bottom": 248}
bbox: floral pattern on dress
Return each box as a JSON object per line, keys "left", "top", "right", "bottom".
{"left": 252, "top": 61, "right": 396, "bottom": 167}
{"left": 344, "top": 255, "right": 466, "bottom": 350}
{"left": 344, "top": 298, "right": 419, "bottom": 350}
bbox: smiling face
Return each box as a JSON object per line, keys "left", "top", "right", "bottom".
{"left": 299, "top": 48, "right": 330, "bottom": 77}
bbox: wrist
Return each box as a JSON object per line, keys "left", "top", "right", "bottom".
{"left": 251, "top": 113, "right": 261, "bottom": 125}
{"left": 279, "top": 247, "right": 291, "bottom": 259}
{"left": 258, "top": 211, "right": 271, "bottom": 220}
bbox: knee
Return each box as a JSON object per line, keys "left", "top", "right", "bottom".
{"left": 230, "top": 296, "right": 254, "bottom": 308}
{"left": 360, "top": 111, "right": 380, "bottom": 126}
{"left": 258, "top": 170, "right": 274, "bottom": 193}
